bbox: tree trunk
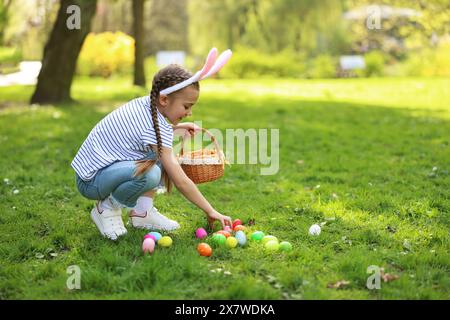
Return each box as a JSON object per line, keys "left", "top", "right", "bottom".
{"left": 31, "top": 0, "right": 98, "bottom": 104}
{"left": 132, "top": 0, "right": 146, "bottom": 87}
{"left": 0, "top": 0, "right": 13, "bottom": 45}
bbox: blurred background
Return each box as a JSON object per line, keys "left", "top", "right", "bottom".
{"left": 0, "top": 0, "right": 449, "bottom": 98}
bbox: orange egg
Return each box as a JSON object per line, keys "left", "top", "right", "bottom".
{"left": 197, "top": 243, "right": 212, "bottom": 257}
{"left": 216, "top": 230, "right": 231, "bottom": 238}
{"left": 234, "top": 225, "right": 246, "bottom": 232}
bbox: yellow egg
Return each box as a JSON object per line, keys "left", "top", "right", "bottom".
{"left": 225, "top": 236, "right": 238, "bottom": 248}
{"left": 262, "top": 235, "right": 278, "bottom": 245}
{"left": 264, "top": 240, "right": 280, "bottom": 252}
{"left": 158, "top": 236, "right": 173, "bottom": 247}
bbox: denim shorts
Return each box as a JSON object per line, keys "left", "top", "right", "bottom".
{"left": 75, "top": 150, "right": 164, "bottom": 208}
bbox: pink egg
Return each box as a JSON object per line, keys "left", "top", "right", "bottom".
{"left": 195, "top": 228, "right": 208, "bottom": 239}
{"left": 142, "top": 238, "right": 155, "bottom": 254}
{"left": 144, "top": 234, "right": 156, "bottom": 242}
{"left": 224, "top": 225, "right": 232, "bottom": 232}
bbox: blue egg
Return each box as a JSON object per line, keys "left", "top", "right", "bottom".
{"left": 235, "top": 230, "right": 247, "bottom": 246}
{"left": 148, "top": 232, "right": 162, "bottom": 242}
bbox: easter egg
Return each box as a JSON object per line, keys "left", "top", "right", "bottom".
{"left": 251, "top": 231, "right": 265, "bottom": 241}
{"left": 279, "top": 241, "right": 292, "bottom": 252}
{"left": 212, "top": 233, "right": 227, "bottom": 246}
{"left": 224, "top": 225, "right": 232, "bottom": 232}
{"left": 235, "top": 230, "right": 247, "bottom": 246}
{"left": 144, "top": 234, "right": 156, "bottom": 242}
{"left": 158, "top": 236, "right": 173, "bottom": 247}
{"left": 234, "top": 224, "right": 246, "bottom": 232}
{"left": 264, "top": 240, "right": 280, "bottom": 252}
{"left": 195, "top": 228, "right": 208, "bottom": 239}
{"left": 142, "top": 238, "right": 155, "bottom": 254}
{"left": 225, "top": 236, "right": 238, "bottom": 248}
{"left": 262, "top": 235, "right": 279, "bottom": 244}
{"left": 149, "top": 231, "right": 162, "bottom": 242}
{"left": 232, "top": 219, "right": 242, "bottom": 229}
{"left": 216, "top": 230, "right": 231, "bottom": 238}
{"left": 309, "top": 224, "right": 321, "bottom": 236}
{"left": 197, "top": 243, "right": 212, "bottom": 257}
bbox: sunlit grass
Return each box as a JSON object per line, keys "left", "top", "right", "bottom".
{"left": 0, "top": 77, "right": 448, "bottom": 299}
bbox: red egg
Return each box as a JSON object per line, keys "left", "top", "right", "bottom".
{"left": 197, "top": 243, "right": 212, "bottom": 257}
{"left": 232, "top": 219, "right": 242, "bottom": 229}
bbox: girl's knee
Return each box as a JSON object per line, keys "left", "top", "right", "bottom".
{"left": 143, "top": 165, "right": 161, "bottom": 190}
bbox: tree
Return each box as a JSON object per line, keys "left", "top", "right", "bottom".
{"left": 344, "top": 0, "right": 450, "bottom": 52}
{"left": 188, "top": 0, "right": 342, "bottom": 56}
{"left": 0, "top": 0, "right": 13, "bottom": 45}
{"left": 132, "top": 0, "right": 145, "bottom": 87}
{"left": 31, "top": 0, "right": 97, "bottom": 104}
{"left": 145, "top": 0, "right": 188, "bottom": 55}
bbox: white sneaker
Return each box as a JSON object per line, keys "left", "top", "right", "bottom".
{"left": 129, "top": 206, "right": 180, "bottom": 231}
{"left": 90, "top": 202, "right": 127, "bottom": 240}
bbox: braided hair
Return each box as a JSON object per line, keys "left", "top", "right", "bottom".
{"left": 134, "top": 64, "right": 200, "bottom": 193}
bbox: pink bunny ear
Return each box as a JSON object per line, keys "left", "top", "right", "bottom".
{"left": 198, "top": 48, "right": 218, "bottom": 79}
{"left": 160, "top": 48, "right": 231, "bottom": 96}
{"left": 200, "top": 49, "right": 232, "bottom": 80}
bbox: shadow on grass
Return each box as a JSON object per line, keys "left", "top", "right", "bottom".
{"left": 0, "top": 87, "right": 448, "bottom": 299}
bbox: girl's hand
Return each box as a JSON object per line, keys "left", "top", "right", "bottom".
{"left": 206, "top": 210, "right": 232, "bottom": 230}
{"left": 174, "top": 122, "right": 201, "bottom": 137}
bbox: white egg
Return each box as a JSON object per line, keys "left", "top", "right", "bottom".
{"left": 235, "top": 230, "right": 247, "bottom": 246}
{"left": 309, "top": 224, "right": 321, "bottom": 236}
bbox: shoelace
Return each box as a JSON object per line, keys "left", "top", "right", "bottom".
{"left": 106, "top": 216, "right": 123, "bottom": 229}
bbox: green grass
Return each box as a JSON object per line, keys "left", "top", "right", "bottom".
{"left": 0, "top": 76, "right": 449, "bottom": 299}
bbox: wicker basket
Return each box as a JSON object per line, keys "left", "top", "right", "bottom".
{"left": 178, "top": 128, "right": 225, "bottom": 184}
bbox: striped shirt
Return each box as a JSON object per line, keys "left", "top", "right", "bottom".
{"left": 71, "top": 95, "right": 173, "bottom": 181}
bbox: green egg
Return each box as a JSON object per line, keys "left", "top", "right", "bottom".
{"left": 212, "top": 233, "right": 226, "bottom": 246}
{"left": 279, "top": 241, "right": 292, "bottom": 252}
{"left": 264, "top": 240, "right": 280, "bottom": 252}
{"left": 251, "top": 231, "right": 265, "bottom": 241}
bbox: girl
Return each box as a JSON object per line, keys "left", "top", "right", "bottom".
{"left": 72, "top": 58, "right": 232, "bottom": 240}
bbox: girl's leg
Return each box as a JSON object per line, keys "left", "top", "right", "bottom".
{"left": 76, "top": 162, "right": 157, "bottom": 240}
{"left": 127, "top": 180, "right": 180, "bottom": 231}
{"left": 128, "top": 190, "right": 156, "bottom": 217}
{"left": 92, "top": 160, "right": 161, "bottom": 209}
{"left": 143, "top": 190, "right": 156, "bottom": 197}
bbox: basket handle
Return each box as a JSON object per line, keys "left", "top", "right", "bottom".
{"left": 180, "top": 128, "right": 224, "bottom": 163}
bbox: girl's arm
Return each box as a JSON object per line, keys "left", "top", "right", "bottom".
{"left": 172, "top": 122, "right": 201, "bottom": 137}
{"left": 159, "top": 146, "right": 232, "bottom": 228}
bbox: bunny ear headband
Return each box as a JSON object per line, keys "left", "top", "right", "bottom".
{"left": 159, "top": 48, "right": 232, "bottom": 96}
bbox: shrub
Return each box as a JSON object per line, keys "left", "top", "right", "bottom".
{"left": 77, "top": 32, "right": 134, "bottom": 78}
{"left": 0, "top": 46, "right": 22, "bottom": 64}
{"left": 362, "top": 51, "right": 385, "bottom": 77}
{"left": 402, "top": 42, "right": 450, "bottom": 77}
{"left": 307, "top": 54, "right": 337, "bottom": 78}
{"left": 220, "top": 47, "right": 305, "bottom": 78}
{"left": 0, "top": 47, "right": 22, "bottom": 74}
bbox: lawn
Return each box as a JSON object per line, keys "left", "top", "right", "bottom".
{"left": 0, "top": 76, "right": 449, "bottom": 299}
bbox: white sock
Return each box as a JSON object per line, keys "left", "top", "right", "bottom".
{"left": 99, "top": 195, "right": 121, "bottom": 211}
{"left": 132, "top": 196, "right": 153, "bottom": 216}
